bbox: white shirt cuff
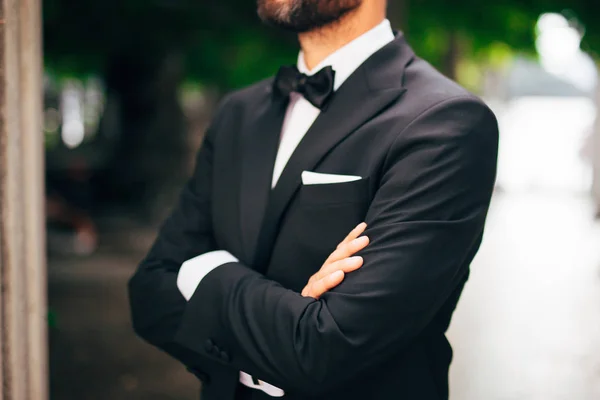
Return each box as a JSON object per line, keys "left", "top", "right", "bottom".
{"left": 239, "top": 371, "right": 285, "bottom": 397}
{"left": 178, "top": 251, "right": 284, "bottom": 396}
{"left": 177, "top": 250, "right": 238, "bottom": 301}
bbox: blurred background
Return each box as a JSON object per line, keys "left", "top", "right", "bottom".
{"left": 17, "top": 0, "right": 600, "bottom": 398}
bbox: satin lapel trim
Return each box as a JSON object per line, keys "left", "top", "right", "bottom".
{"left": 239, "top": 89, "right": 288, "bottom": 264}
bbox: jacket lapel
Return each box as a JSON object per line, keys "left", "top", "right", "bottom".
{"left": 253, "top": 34, "right": 415, "bottom": 269}
{"left": 239, "top": 84, "right": 288, "bottom": 264}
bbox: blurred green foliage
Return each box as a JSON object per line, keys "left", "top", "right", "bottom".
{"left": 43, "top": 0, "right": 600, "bottom": 89}
{"left": 44, "top": 0, "right": 297, "bottom": 88}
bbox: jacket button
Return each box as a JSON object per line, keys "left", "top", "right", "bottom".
{"left": 204, "top": 339, "right": 215, "bottom": 353}
{"left": 219, "top": 350, "right": 231, "bottom": 363}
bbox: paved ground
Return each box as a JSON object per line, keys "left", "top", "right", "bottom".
{"left": 48, "top": 220, "right": 200, "bottom": 400}
{"left": 448, "top": 192, "right": 600, "bottom": 400}
{"left": 48, "top": 191, "right": 600, "bottom": 399}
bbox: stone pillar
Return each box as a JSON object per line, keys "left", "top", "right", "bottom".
{"left": 0, "top": 0, "right": 47, "bottom": 398}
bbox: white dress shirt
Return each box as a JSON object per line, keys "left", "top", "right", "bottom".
{"left": 177, "top": 19, "right": 394, "bottom": 396}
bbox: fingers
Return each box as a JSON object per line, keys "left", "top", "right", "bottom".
{"left": 302, "top": 222, "right": 370, "bottom": 298}
{"left": 302, "top": 257, "right": 364, "bottom": 298}
{"left": 326, "top": 235, "right": 370, "bottom": 265}
{"left": 302, "top": 270, "right": 345, "bottom": 299}
{"left": 337, "top": 222, "right": 367, "bottom": 249}
{"left": 318, "top": 256, "right": 363, "bottom": 281}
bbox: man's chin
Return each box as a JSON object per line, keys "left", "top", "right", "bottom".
{"left": 260, "top": 18, "right": 335, "bottom": 34}
{"left": 257, "top": 0, "right": 361, "bottom": 34}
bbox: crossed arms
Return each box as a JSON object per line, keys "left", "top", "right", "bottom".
{"left": 128, "top": 96, "right": 498, "bottom": 396}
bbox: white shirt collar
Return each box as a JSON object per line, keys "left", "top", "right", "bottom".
{"left": 297, "top": 19, "right": 395, "bottom": 91}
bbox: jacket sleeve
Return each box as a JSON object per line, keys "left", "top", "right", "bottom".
{"left": 128, "top": 96, "right": 229, "bottom": 367}
{"left": 174, "top": 96, "right": 499, "bottom": 395}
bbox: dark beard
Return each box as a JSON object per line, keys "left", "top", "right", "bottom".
{"left": 257, "top": 0, "right": 362, "bottom": 33}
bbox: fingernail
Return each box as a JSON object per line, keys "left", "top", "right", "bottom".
{"left": 349, "top": 256, "right": 363, "bottom": 263}
{"left": 331, "top": 270, "right": 344, "bottom": 280}
{"left": 354, "top": 236, "right": 369, "bottom": 246}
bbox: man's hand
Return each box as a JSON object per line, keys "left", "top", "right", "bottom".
{"left": 301, "top": 223, "right": 369, "bottom": 299}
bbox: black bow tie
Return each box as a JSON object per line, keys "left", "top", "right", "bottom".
{"left": 273, "top": 65, "right": 336, "bottom": 110}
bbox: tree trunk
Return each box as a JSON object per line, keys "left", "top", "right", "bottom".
{"left": 104, "top": 49, "right": 189, "bottom": 221}
{"left": 443, "top": 31, "right": 460, "bottom": 81}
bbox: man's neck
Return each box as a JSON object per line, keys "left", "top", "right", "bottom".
{"left": 298, "top": 5, "right": 386, "bottom": 71}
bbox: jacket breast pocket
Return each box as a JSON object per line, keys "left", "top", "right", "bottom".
{"left": 268, "top": 178, "right": 371, "bottom": 290}
{"left": 297, "top": 177, "right": 370, "bottom": 206}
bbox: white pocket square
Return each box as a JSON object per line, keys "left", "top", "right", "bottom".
{"left": 301, "top": 171, "right": 362, "bottom": 185}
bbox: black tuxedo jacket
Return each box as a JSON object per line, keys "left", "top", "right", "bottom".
{"left": 129, "top": 33, "right": 498, "bottom": 400}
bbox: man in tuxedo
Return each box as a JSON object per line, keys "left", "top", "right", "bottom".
{"left": 128, "top": 0, "right": 499, "bottom": 398}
